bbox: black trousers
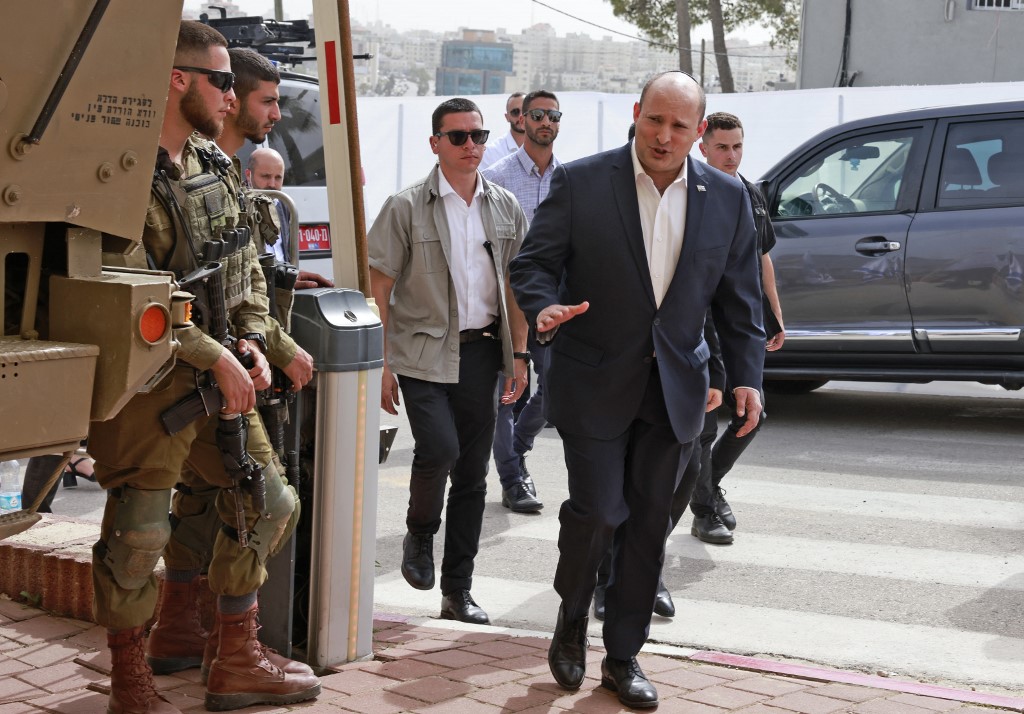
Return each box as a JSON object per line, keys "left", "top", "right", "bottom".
{"left": 675, "top": 390, "right": 765, "bottom": 524}
{"left": 397, "top": 338, "right": 502, "bottom": 595}
{"left": 554, "top": 365, "right": 694, "bottom": 659}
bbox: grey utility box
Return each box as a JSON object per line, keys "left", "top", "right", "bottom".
{"left": 291, "top": 288, "right": 383, "bottom": 667}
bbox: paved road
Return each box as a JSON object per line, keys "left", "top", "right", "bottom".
{"left": 37, "top": 381, "right": 1024, "bottom": 694}
{"left": 373, "top": 381, "right": 1024, "bottom": 695}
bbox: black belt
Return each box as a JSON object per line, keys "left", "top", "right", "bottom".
{"left": 459, "top": 322, "right": 499, "bottom": 344}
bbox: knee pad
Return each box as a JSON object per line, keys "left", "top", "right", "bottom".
{"left": 99, "top": 487, "right": 172, "bottom": 590}
{"left": 244, "top": 467, "right": 296, "bottom": 564}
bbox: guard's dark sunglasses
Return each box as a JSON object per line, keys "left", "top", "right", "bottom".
{"left": 526, "top": 108, "right": 563, "bottom": 123}
{"left": 434, "top": 129, "right": 490, "bottom": 146}
{"left": 174, "top": 66, "right": 236, "bottom": 93}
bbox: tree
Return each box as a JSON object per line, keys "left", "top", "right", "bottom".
{"left": 675, "top": 0, "right": 692, "bottom": 74}
{"left": 608, "top": 0, "right": 801, "bottom": 92}
{"left": 707, "top": 0, "right": 734, "bottom": 92}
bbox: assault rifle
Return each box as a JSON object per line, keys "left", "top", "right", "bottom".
{"left": 159, "top": 235, "right": 266, "bottom": 547}
{"left": 258, "top": 253, "right": 301, "bottom": 492}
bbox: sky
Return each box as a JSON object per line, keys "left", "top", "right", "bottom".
{"left": 186, "top": 0, "right": 773, "bottom": 44}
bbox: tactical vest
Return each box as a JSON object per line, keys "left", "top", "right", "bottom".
{"left": 229, "top": 157, "right": 296, "bottom": 330}
{"left": 151, "top": 135, "right": 253, "bottom": 314}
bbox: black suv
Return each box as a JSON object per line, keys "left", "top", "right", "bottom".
{"left": 759, "top": 100, "right": 1024, "bottom": 393}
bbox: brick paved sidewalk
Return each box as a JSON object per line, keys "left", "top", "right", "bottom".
{"left": 1, "top": 598, "right": 1022, "bottom": 713}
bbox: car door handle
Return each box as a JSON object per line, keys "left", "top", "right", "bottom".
{"left": 856, "top": 237, "right": 902, "bottom": 254}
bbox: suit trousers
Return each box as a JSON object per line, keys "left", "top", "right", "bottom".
{"left": 554, "top": 363, "right": 695, "bottom": 659}
{"left": 397, "top": 338, "right": 502, "bottom": 595}
{"left": 598, "top": 442, "right": 700, "bottom": 585}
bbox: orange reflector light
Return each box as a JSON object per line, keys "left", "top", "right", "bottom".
{"left": 139, "top": 304, "right": 168, "bottom": 344}
{"left": 183, "top": 301, "right": 192, "bottom": 324}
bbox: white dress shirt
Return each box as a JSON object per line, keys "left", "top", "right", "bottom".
{"left": 437, "top": 169, "right": 499, "bottom": 331}
{"left": 631, "top": 141, "right": 688, "bottom": 307}
{"left": 481, "top": 131, "right": 521, "bottom": 171}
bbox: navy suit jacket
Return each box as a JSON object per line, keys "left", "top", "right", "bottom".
{"left": 510, "top": 145, "right": 765, "bottom": 444}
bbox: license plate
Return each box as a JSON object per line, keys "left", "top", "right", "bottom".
{"left": 297, "top": 224, "right": 331, "bottom": 253}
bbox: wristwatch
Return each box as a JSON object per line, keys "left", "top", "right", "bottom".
{"left": 513, "top": 351, "right": 531, "bottom": 365}
{"left": 238, "top": 332, "right": 267, "bottom": 353}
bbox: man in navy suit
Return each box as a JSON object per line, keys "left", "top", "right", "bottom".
{"left": 510, "top": 71, "right": 765, "bottom": 709}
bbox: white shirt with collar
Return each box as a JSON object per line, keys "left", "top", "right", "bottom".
{"left": 631, "top": 141, "right": 688, "bottom": 307}
{"left": 481, "top": 131, "right": 521, "bottom": 171}
{"left": 437, "top": 168, "right": 499, "bottom": 331}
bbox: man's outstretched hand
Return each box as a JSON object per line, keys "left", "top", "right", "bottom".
{"left": 536, "top": 302, "right": 589, "bottom": 333}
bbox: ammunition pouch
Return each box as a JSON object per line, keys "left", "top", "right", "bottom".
{"left": 260, "top": 253, "right": 298, "bottom": 331}
{"left": 168, "top": 483, "right": 221, "bottom": 568}
{"left": 202, "top": 228, "right": 253, "bottom": 311}
{"left": 100, "top": 486, "right": 173, "bottom": 590}
{"left": 179, "top": 170, "right": 237, "bottom": 254}
{"left": 249, "top": 193, "right": 281, "bottom": 251}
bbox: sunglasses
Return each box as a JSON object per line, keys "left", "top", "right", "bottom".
{"left": 434, "top": 129, "right": 490, "bottom": 146}
{"left": 508, "top": 108, "right": 522, "bottom": 117}
{"left": 525, "top": 108, "right": 562, "bottom": 123}
{"left": 174, "top": 66, "right": 236, "bottom": 93}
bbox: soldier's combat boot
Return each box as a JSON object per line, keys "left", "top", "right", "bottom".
{"left": 108, "top": 626, "right": 182, "bottom": 714}
{"left": 146, "top": 577, "right": 209, "bottom": 674}
{"left": 201, "top": 611, "right": 316, "bottom": 685}
{"left": 204, "top": 604, "right": 320, "bottom": 711}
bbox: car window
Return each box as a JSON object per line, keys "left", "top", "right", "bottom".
{"left": 237, "top": 79, "right": 326, "bottom": 187}
{"left": 775, "top": 130, "right": 918, "bottom": 218}
{"left": 937, "top": 118, "right": 1024, "bottom": 208}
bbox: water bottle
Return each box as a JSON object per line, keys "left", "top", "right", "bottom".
{"left": 0, "top": 460, "right": 22, "bottom": 513}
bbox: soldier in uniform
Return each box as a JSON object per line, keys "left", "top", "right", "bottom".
{"left": 144, "top": 43, "right": 318, "bottom": 687}
{"left": 89, "top": 21, "right": 320, "bottom": 714}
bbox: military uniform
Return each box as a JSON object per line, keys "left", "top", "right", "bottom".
{"left": 155, "top": 151, "right": 302, "bottom": 588}
{"left": 90, "top": 133, "right": 297, "bottom": 629}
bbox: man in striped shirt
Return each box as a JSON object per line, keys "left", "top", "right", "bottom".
{"left": 483, "top": 90, "right": 563, "bottom": 513}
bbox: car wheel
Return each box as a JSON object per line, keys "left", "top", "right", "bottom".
{"left": 764, "top": 379, "right": 829, "bottom": 395}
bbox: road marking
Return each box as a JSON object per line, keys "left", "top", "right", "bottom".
{"left": 497, "top": 517, "right": 1024, "bottom": 590}
{"left": 648, "top": 596, "right": 1024, "bottom": 692}
{"left": 726, "top": 475, "right": 1024, "bottom": 530}
{"left": 664, "top": 532, "right": 1024, "bottom": 590}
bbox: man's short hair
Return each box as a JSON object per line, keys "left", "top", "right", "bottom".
{"left": 522, "top": 90, "right": 558, "bottom": 114}
{"left": 704, "top": 112, "right": 743, "bottom": 139}
{"left": 432, "top": 98, "right": 482, "bottom": 134}
{"left": 249, "top": 147, "right": 284, "bottom": 170}
{"left": 229, "top": 48, "right": 281, "bottom": 101}
{"left": 506, "top": 92, "right": 526, "bottom": 110}
{"left": 175, "top": 20, "right": 228, "bottom": 65}
{"left": 638, "top": 70, "right": 707, "bottom": 120}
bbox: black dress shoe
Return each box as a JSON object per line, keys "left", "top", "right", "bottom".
{"left": 653, "top": 580, "right": 675, "bottom": 618}
{"left": 401, "top": 532, "right": 435, "bottom": 590}
{"left": 593, "top": 584, "right": 606, "bottom": 621}
{"left": 691, "top": 513, "right": 734, "bottom": 544}
{"left": 519, "top": 457, "right": 538, "bottom": 497}
{"left": 601, "top": 656, "right": 658, "bottom": 708}
{"left": 715, "top": 487, "right": 736, "bottom": 530}
{"left": 502, "top": 481, "right": 543, "bottom": 513}
{"left": 549, "top": 605, "right": 588, "bottom": 690}
{"left": 440, "top": 590, "right": 490, "bottom": 624}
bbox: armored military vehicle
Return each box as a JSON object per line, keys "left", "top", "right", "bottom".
{"left": 1, "top": 0, "right": 187, "bottom": 536}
